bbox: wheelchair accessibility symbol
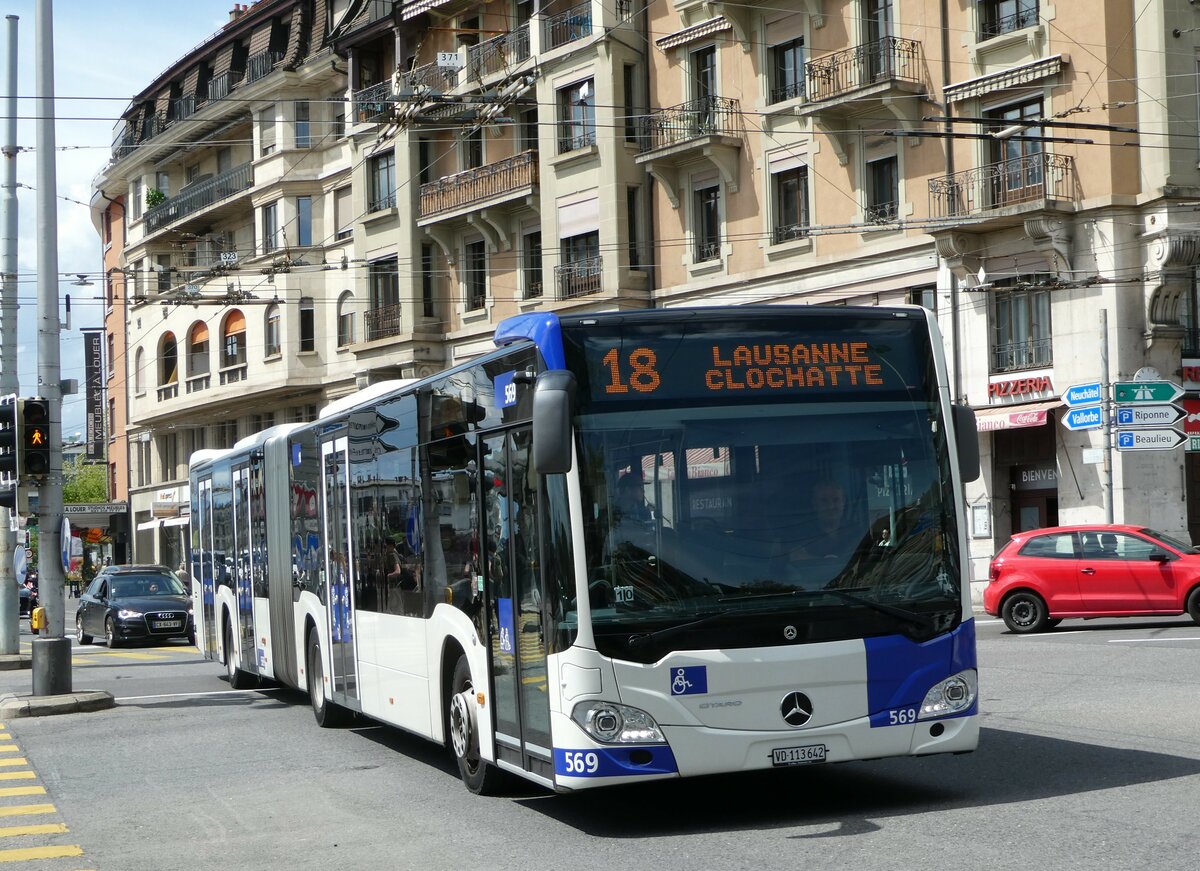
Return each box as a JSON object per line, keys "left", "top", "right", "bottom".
{"left": 669, "top": 665, "right": 707, "bottom": 696}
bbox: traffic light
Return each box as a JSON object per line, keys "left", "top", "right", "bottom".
{"left": 0, "top": 394, "right": 17, "bottom": 510}
{"left": 20, "top": 397, "right": 50, "bottom": 481}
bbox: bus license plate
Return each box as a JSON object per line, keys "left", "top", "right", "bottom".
{"left": 154, "top": 620, "right": 182, "bottom": 630}
{"left": 772, "top": 744, "right": 827, "bottom": 767}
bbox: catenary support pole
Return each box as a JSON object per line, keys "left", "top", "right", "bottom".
{"left": 31, "top": 0, "right": 69, "bottom": 694}
{"left": 0, "top": 15, "right": 19, "bottom": 656}
{"left": 1100, "top": 308, "right": 1115, "bottom": 524}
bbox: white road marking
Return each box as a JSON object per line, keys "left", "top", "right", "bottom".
{"left": 114, "top": 688, "right": 280, "bottom": 702}
{"left": 1017, "top": 631, "right": 1086, "bottom": 637}
{"left": 1107, "top": 637, "right": 1200, "bottom": 644}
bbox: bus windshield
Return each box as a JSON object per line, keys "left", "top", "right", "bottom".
{"left": 562, "top": 312, "right": 963, "bottom": 661}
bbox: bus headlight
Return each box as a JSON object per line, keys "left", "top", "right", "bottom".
{"left": 918, "top": 670, "right": 977, "bottom": 719}
{"left": 571, "top": 701, "right": 666, "bottom": 744}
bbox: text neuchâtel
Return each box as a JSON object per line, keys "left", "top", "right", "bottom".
{"left": 705, "top": 342, "right": 884, "bottom": 391}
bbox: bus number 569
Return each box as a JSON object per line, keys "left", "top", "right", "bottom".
{"left": 563, "top": 751, "right": 600, "bottom": 774}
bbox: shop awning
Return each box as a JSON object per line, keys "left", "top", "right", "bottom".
{"left": 136, "top": 519, "right": 162, "bottom": 531}
{"left": 944, "top": 54, "right": 1067, "bottom": 104}
{"left": 162, "top": 516, "right": 190, "bottom": 527}
{"left": 656, "top": 17, "right": 732, "bottom": 50}
{"left": 973, "top": 400, "right": 1062, "bottom": 432}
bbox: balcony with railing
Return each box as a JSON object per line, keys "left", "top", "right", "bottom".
{"left": 467, "top": 25, "right": 531, "bottom": 81}
{"left": 170, "top": 95, "right": 196, "bottom": 123}
{"left": 980, "top": 1, "right": 1039, "bottom": 39}
{"left": 555, "top": 256, "right": 602, "bottom": 299}
{"left": 802, "top": 37, "right": 924, "bottom": 105}
{"left": 419, "top": 150, "right": 538, "bottom": 223}
{"left": 204, "top": 69, "right": 244, "bottom": 104}
{"left": 929, "top": 153, "right": 1076, "bottom": 221}
{"left": 353, "top": 81, "right": 396, "bottom": 123}
{"left": 544, "top": 3, "right": 592, "bottom": 51}
{"left": 245, "top": 50, "right": 283, "bottom": 86}
{"left": 366, "top": 303, "right": 404, "bottom": 341}
{"left": 636, "top": 97, "right": 743, "bottom": 206}
{"left": 991, "top": 336, "right": 1052, "bottom": 374}
{"left": 142, "top": 162, "right": 254, "bottom": 233}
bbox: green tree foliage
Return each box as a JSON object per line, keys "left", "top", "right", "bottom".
{"left": 62, "top": 457, "right": 108, "bottom": 504}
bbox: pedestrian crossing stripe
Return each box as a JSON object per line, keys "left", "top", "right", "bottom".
{"left": 0, "top": 774, "right": 34, "bottom": 782}
{"left": 0, "top": 824, "right": 67, "bottom": 838}
{"left": 0, "top": 747, "right": 17, "bottom": 754}
{"left": 0, "top": 844, "right": 83, "bottom": 862}
{"left": 0, "top": 760, "right": 27, "bottom": 768}
{"left": 0, "top": 805, "right": 53, "bottom": 818}
{"left": 0, "top": 787, "right": 44, "bottom": 798}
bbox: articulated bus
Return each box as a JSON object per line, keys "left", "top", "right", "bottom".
{"left": 188, "top": 306, "right": 981, "bottom": 794}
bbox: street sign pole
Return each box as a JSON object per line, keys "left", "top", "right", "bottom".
{"left": 1100, "top": 309, "right": 1114, "bottom": 523}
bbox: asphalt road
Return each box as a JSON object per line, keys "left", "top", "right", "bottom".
{"left": 0, "top": 611, "right": 1198, "bottom": 870}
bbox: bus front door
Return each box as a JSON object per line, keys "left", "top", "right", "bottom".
{"left": 196, "top": 477, "right": 217, "bottom": 658}
{"left": 483, "top": 428, "right": 554, "bottom": 782}
{"left": 321, "top": 436, "right": 360, "bottom": 709}
{"left": 231, "top": 466, "right": 258, "bottom": 677}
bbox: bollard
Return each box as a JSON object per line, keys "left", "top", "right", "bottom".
{"left": 31, "top": 637, "right": 71, "bottom": 695}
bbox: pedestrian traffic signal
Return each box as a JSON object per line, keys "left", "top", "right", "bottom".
{"left": 0, "top": 394, "right": 17, "bottom": 510}
{"left": 20, "top": 397, "right": 50, "bottom": 481}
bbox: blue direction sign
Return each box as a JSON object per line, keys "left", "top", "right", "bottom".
{"left": 1063, "top": 382, "right": 1103, "bottom": 407}
{"left": 1116, "top": 429, "right": 1188, "bottom": 451}
{"left": 1115, "top": 403, "right": 1185, "bottom": 428}
{"left": 1113, "top": 380, "right": 1185, "bottom": 404}
{"left": 1062, "top": 405, "right": 1103, "bottom": 431}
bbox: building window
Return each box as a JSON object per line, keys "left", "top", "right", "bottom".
{"left": 694, "top": 185, "right": 721, "bottom": 262}
{"left": 909, "top": 285, "right": 937, "bottom": 319}
{"left": 337, "top": 292, "right": 355, "bottom": 346}
{"left": 334, "top": 187, "right": 352, "bottom": 240}
{"left": 188, "top": 321, "right": 210, "bottom": 386}
{"left": 221, "top": 310, "right": 247, "bottom": 381}
{"left": 626, "top": 187, "right": 642, "bottom": 269}
{"left": 558, "top": 79, "right": 595, "bottom": 153}
{"left": 523, "top": 231, "right": 543, "bottom": 298}
{"left": 136, "top": 440, "right": 150, "bottom": 488}
{"left": 421, "top": 245, "right": 437, "bottom": 318}
{"left": 464, "top": 239, "right": 487, "bottom": 310}
{"left": 132, "top": 258, "right": 144, "bottom": 298}
{"left": 217, "top": 146, "right": 232, "bottom": 174}
{"left": 264, "top": 304, "right": 281, "bottom": 357}
{"left": 990, "top": 282, "right": 1052, "bottom": 374}
{"left": 865, "top": 155, "right": 898, "bottom": 224}
{"left": 980, "top": 0, "right": 1038, "bottom": 39}
{"left": 103, "top": 206, "right": 112, "bottom": 245}
{"left": 263, "top": 201, "right": 279, "bottom": 253}
{"left": 370, "top": 151, "right": 396, "bottom": 211}
{"left": 462, "top": 127, "right": 483, "bottom": 170}
{"left": 331, "top": 92, "right": 346, "bottom": 138}
{"left": 156, "top": 254, "right": 173, "bottom": 292}
{"left": 159, "top": 333, "right": 178, "bottom": 388}
{"left": 299, "top": 297, "right": 315, "bottom": 352}
{"left": 986, "top": 97, "right": 1044, "bottom": 207}
{"left": 107, "top": 399, "right": 115, "bottom": 441}
{"left": 623, "top": 63, "right": 639, "bottom": 143}
{"left": 160, "top": 432, "right": 178, "bottom": 482}
{"left": 773, "top": 165, "right": 809, "bottom": 243}
{"left": 367, "top": 257, "right": 400, "bottom": 340}
{"left": 154, "top": 170, "right": 170, "bottom": 199}
{"left": 558, "top": 231, "right": 601, "bottom": 298}
{"left": 296, "top": 196, "right": 312, "bottom": 247}
{"left": 519, "top": 108, "right": 539, "bottom": 152}
{"left": 106, "top": 334, "right": 115, "bottom": 378}
{"left": 134, "top": 347, "right": 145, "bottom": 395}
{"left": 771, "top": 38, "right": 805, "bottom": 103}
{"left": 130, "top": 179, "right": 143, "bottom": 220}
{"left": 260, "top": 106, "right": 276, "bottom": 156}
{"left": 295, "top": 100, "right": 311, "bottom": 148}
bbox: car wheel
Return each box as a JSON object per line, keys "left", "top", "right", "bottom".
{"left": 224, "top": 620, "right": 253, "bottom": 690}
{"left": 1002, "top": 591, "right": 1049, "bottom": 634}
{"left": 105, "top": 617, "right": 121, "bottom": 649}
{"left": 76, "top": 614, "right": 93, "bottom": 645}
{"left": 449, "top": 654, "right": 505, "bottom": 795}
{"left": 1186, "top": 586, "right": 1200, "bottom": 626}
{"left": 186, "top": 627, "right": 196, "bottom": 647}
{"left": 306, "top": 628, "right": 349, "bottom": 727}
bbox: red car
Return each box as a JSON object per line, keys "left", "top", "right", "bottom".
{"left": 985, "top": 525, "right": 1200, "bottom": 633}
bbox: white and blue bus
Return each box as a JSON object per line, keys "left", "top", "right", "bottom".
{"left": 188, "top": 306, "right": 981, "bottom": 794}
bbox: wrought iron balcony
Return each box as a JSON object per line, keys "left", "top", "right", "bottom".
{"left": 770, "top": 80, "right": 805, "bottom": 105}
{"left": 864, "top": 201, "right": 898, "bottom": 224}
{"left": 420, "top": 150, "right": 538, "bottom": 219}
{"left": 639, "top": 96, "right": 742, "bottom": 153}
{"left": 928, "top": 153, "right": 1075, "bottom": 219}
{"left": 468, "top": 25, "right": 530, "bottom": 80}
{"left": 544, "top": 3, "right": 592, "bottom": 51}
{"left": 981, "top": 1, "right": 1039, "bottom": 39}
{"left": 143, "top": 162, "right": 253, "bottom": 233}
{"left": 245, "top": 50, "right": 283, "bottom": 85}
{"left": 772, "top": 222, "right": 809, "bottom": 244}
{"left": 804, "top": 37, "right": 922, "bottom": 103}
{"left": 170, "top": 96, "right": 196, "bottom": 123}
{"left": 205, "top": 69, "right": 244, "bottom": 104}
{"left": 991, "top": 336, "right": 1052, "bottom": 374}
{"left": 555, "top": 256, "right": 602, "bottom": 299}
{"left": 112, "top": 125, "right": 137, "bottom": 161}
{"left": 366, "top": 303, "right": 403, "bottom": 341}
{"left": 354, "top": 81, "right": 395, "bottom": 123}
{"left": 400, "top": 62, "right": 459, "bottom": 93}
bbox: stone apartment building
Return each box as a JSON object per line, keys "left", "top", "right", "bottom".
{"left": 93, "top": 0, "right": 1200, "bottom": 583}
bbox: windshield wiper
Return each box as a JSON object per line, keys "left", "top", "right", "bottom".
{"left": 718, "top": 587, "right": 940, "bottom": 638}
{"left": 626, "top": 605, "right": 778, "bottom": 651}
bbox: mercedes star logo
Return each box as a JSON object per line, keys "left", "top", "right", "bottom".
{"left": 783, "top": 625, "right": 798, "bottom": 640}
{"left": 780, "top": 691, "right": 813, "bottom": 727}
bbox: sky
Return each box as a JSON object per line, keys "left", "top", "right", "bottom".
{"left": 4, "top": 0, "right": 234, "bottom": 440}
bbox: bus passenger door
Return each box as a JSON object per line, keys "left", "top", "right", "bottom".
{"left": 321, "top": 437, "right": 360, "bottom": 708}
{"left": 483, "top": 428, "right": 553, "bottom": 781}
{"left": 231, "top": 466, "right": 258, "bottom": 677}
{"left": 196, "top": 477, "right": 217, "bottom": 658}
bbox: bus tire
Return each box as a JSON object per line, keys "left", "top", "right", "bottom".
{"left": 306, "top": 628, "right": 349, "bottom": 727}
{"left": 1001, "top": 591, "right": 1048, "bottom": 634}
{"left": 449, "top": 654, "right": 503, "bottom": 795}
{"left": 224, "top": 620, "right": 252, "bottom": 690}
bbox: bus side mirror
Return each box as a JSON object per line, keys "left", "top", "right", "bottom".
{"left": 952, "top": 404, "right": 980, "bottom": 483}
{"left": 533, "top": 370, "right": 576, "bottom": 475}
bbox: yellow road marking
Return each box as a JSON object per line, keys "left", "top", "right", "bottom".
{"left": 86, "top": 651, "right": 168, "bottom": 661}
{"left": 0, "top": 747, "right": 18, "bottom": 754}
{"left": 0, "top": 734, "right": 9, "bottom": 740}
{"left": 0, "top": 805, "right": 53, "bottom": 818}
{"left": 70, "top": 658, "right": 98, "bottom": 665}
{"left": 0, "top": 787, "right": 44, "bottom": 798}
{"left": 0, "top": 823, "right": 67, "bottom": 838}
{"left": 0, "top": 760, "right": 27, "bottom": 768}
{"left": 0, "top": 845, "right": 83, "bottom": 862}
{"left": 0, "top": 773, "right": 35, "bottom": 782}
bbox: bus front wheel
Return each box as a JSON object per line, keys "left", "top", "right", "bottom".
{"left": 449, "top": 655, "right": 504, "bottom": 795}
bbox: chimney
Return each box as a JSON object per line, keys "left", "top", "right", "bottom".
{"left": 228, "top": 4, "right": 245, "bottom": 24}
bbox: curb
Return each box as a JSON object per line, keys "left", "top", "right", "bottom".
{"left": 0, "top": 691, "right": 116, "bottom": 719}
{"left": 0, "top": 655, "right": 31, "bottom": 671}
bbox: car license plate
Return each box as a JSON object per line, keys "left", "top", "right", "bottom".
{"left": 771, "top": 744, "right": 827, "bottom": 767}
{"left": 153, "top": 620, "right": 182, "bottom": 629}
